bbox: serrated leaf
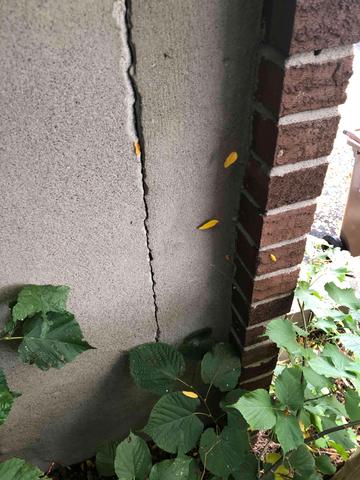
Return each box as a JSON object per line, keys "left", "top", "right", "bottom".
{"left": 0, "top": 368, "right": 20, "bottom": 426}
{"left": 178, "top": 328, "right": 215, "bottom": 360}
{"left": 115, "top": 433, "right": 152, "bottom": 480}
{"left": 201, "top": 343, "right": 241, "bottom": 392}
{"left": 265, "top": 318, "right": 303, "bottom": 356}
{"left": 345, "top": 390, "right": 360, "bottom": 421}
{"left": 149, "top": 456, "right": 199, "bottom": 480}
{"left": 96, "top": 440, "right": 118, "bottom": 477}
{"left": 288, "top": 445, "right": 316, "bottom": 478}
{"left": 338, "top": 333, "right": 360, "bottom": 355}
{"left": 12, "top": 285, "right": 70, "bottom": 322}
{"left": 0, "top": 458, "right": 45, "bottom": 480}
{"left": 275, "top": 367, "right": 304, "bottom": 411}
{"left": 199, "top": 427, "right": 251, "bottom": 479}
{"left": 129, "top": 342, "right": 185, "bottom": 395}
{"left": 144, "top": 392, "right": 203, "bottom": 454}
{"left": 231, "top": 389, "right": 276, "bottom": 430}
{"left": 197, "top": 219, "right": 219, "bottom": 230}
{"left": 18, "top": 311, "right": 93, "bottom": 370}
{"left": 315, "top": 455, "right": 336, "bottom": 475}
{"left": 275, "top": 412, "right": 304, "bottom": 454}
{"left": 308, "top": 344, "right": 360, "bottom": 380}
{"left": 325, "top": 282, "right": 360, "bottom": 309}
{"left": 302, "top": 367, "right": 330, "bottom": 390}
{"left": 220, "top": 389, "right": 248, "bottom": 430}
{"left": 321, "top": 418, "right": 356, "bottom": 449}
{"left": 224, "top": 151, "right": 238, "bottom": 168}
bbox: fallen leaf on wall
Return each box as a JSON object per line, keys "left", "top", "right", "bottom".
{"left": 270, "top": 254, "right": 277, "bottom": 262}
{"left": 134, "top": 141, "right": 141, "bottom": 156}
{"left": 224, "top": 151, "right": 238, "bottom": 168}
{"left": 197, "top": 219, "right": 219, "bottom": 230}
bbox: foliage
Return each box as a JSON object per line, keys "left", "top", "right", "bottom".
{"left": 0, "top": 285, "right": 92, "bottom": 477}
{"left": 96, "top": 241, "right": 360, "bottom": 479}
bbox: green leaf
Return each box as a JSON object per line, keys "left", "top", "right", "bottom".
{"left": 149, "top": 456, "right": 199, "bottom": 480}
{"left": 288, "top": 445, "right": 316, "bottom": 478}
{"left": 231, "top": 389, "right": 276, "bottom": 430}
{"left": 96, "top": 440, "right": 118, "bottom": 477}
{"left": 220, "top": 389, "right": 248, "bottom": 430}
{"left": 275, "top": 412, "right": 304, "bottom": 454}
{"left": 275, "top": 367, "right": 304, "bottom": 411}
{"left": 12, "top": 285, "right": 70, "bottom": 322}
{"left": 308, "top": 344, "right": 360, "bottom": 380}
{"left": 0, "top": 368, "right": 20, "bottom": 426}
{"left": 178, "top": 328, "right": 215, "bottom": 360}
{"left": 345, "top": 390, "right": 360, "bottom": 421}
{"left": 302, "top": 367, "right": 330, "bottom": 390}
{"left": 321, "top": 418, "right": 356, "bottom": 449}
{"left": 327, "top": 440, "right": 349, "bottom": 461}
{"left": 129, "top": 343, "right": 185, "bottom": 395}
{"left": 265, "top": 318, "right": 303, "bottom": 355}
{"left": 144, "top": 392, "right": 203, "bottom": 454}
{"left": 315, "top": 455, "right": 336, "bottom": 475}
{"left": 114, "top": 433, "right": 152, "bottom": 480}
{"left": 199, "top": 427, "right": 251, "bottom": 479}
{"left": 18, "top": 311, "right": 93, "bottom": 370}
{"left": 325, "top": 282, "right": 360, "bottom": 309}
{"left": 201, "top": 343, "right": 241, "bottom": 392}
{"left": 0, "top": 458, "right": 45, "bottom": 480}
{"left": 338, "top": 333, "right": 360, "bottom": 356}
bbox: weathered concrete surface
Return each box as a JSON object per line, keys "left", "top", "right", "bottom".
{"left": 0, "top": 0, "right": 263, "bottom": 468}
{"left": 0, "top": 0, "right": 156, "bottom": 467}
{"left": 131, "top": 0, "right": 263, "bottom": 342}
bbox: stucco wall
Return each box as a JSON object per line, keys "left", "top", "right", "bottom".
{"left": 0, "top": 0, "right": 263, "bottom": 467}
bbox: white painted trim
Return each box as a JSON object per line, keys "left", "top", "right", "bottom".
{"left": 279, "top": 105, "right": 339, "bottom": 126}
{"left": 286, "top": 45, "right": 353, "bottom": 68}
{"left": 266, "top": 197, "right": 318, "bottom": 216}
{"left": 271, "top": 156, "right": 328, "bottom": 177}
{"left": 241, "top": 370, "right": 274, "bottom": 385}
{"left": 255, "top": 263, "right": 301, "bottom": 281}
{"left": 260, "top": 234, "right": 307, "bottom": 251}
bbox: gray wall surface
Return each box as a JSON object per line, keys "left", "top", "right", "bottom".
{"left": 0, "top": 0, "right": 263, "bottom": 468}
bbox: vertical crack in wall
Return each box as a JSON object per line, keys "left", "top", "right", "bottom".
{"left": 114, "top": 0, "right": 160, "bottom": 341}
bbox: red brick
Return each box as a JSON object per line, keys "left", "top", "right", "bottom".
{"left": 291, "top": 0, "right": 360, "bottom": 54}
{"left": 234, "top": 258, "right": 300, "bottom": 304}
{"left": 240, "top": 373, "right": 274, "bottom": 391}
{"left": 252, "top": 113, "right": 279, "bottom": 167}
{"left": 243, "top": 157, "right": 328, "bottom": 210}
{"left": 232, "top": 288, "right": 294, "bottom": 326}
{"left": 264, "top": 0, "right": 360, "bottom": 55}
{"left": 281, "top": 57, "right": 353, "bottom": 116}
{"left": 236, "top": 226, "right": 306, "bottom": 277}
{"left": 240, "top": 356, "right": 278, "bottom": 382}
{"left": 238, "top": 194, "right": 317, "bottom": 248}
{"left": 253, "top": 114, "right": 340, "bottom": 168}
{"left": 275, "top": 116, "right": 340, "bottom": 165}
{"left": 256, "top": 57, "right": 353, "bottom": 117}
{"left": 242, "top": 342, "right": 279, "bottom": 366}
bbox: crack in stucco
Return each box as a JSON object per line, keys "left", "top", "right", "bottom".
{"left": 113, "top": 0, "right": 161, "bottom": 341}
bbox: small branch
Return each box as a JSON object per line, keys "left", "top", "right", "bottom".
{"left": 305, "top": 419, "right": 360, "bottom": 443}
{"left": 304, "top": 392, "right": 333, "bottom": 403}
{"left": 0, "top": 336, "right": 23, "bottom": 341}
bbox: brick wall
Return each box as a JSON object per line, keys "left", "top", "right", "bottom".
{"left": 232, "top": 0, "right": 360, "bottom": 391}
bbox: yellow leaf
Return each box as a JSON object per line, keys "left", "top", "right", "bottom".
{"left": 270, "top": 254, "right": 277, "bottom": 262}
{"left": 182, "top": 391, "right": 198, "bottom": 399}
{"left": 198, "top": 219, "right": 219, "bottom": 230}
{"left": 266, "top": 453, "right": 289, "bottom": 479}
{"left": 134, "top": 141, "right": 141, "bottom": 156}
{"left": 224, "top": 151, "right": 238, "bottom": 168}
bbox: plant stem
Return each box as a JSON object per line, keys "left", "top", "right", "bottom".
{"left": 0, "top": 336, "right": 23, "bottom": 341}
{"left": 304, "top": 392, "right": 333, "bottom": 403}
{"left": 305, "top": 419, "right": 360, "bottom": 443}
{"left": 176, "top": 377, "right": 217, "bottom": 424}
{"left": 259, "top": 419, "right": 360, "bottom": 479}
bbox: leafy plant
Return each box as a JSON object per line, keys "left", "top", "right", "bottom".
{"left": 0, "top": 284, "right": 92, "bottom": 478}
{"left": 95, "top": 242, "right": 360, "bottom": 479}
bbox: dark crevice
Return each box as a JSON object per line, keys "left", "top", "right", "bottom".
{"left": 124, "top": 0, "right": 160, "bottom": 342}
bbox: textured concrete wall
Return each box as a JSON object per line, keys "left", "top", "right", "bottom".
{"left": 0, "top": 0, "right": 263, "bottom": 468}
